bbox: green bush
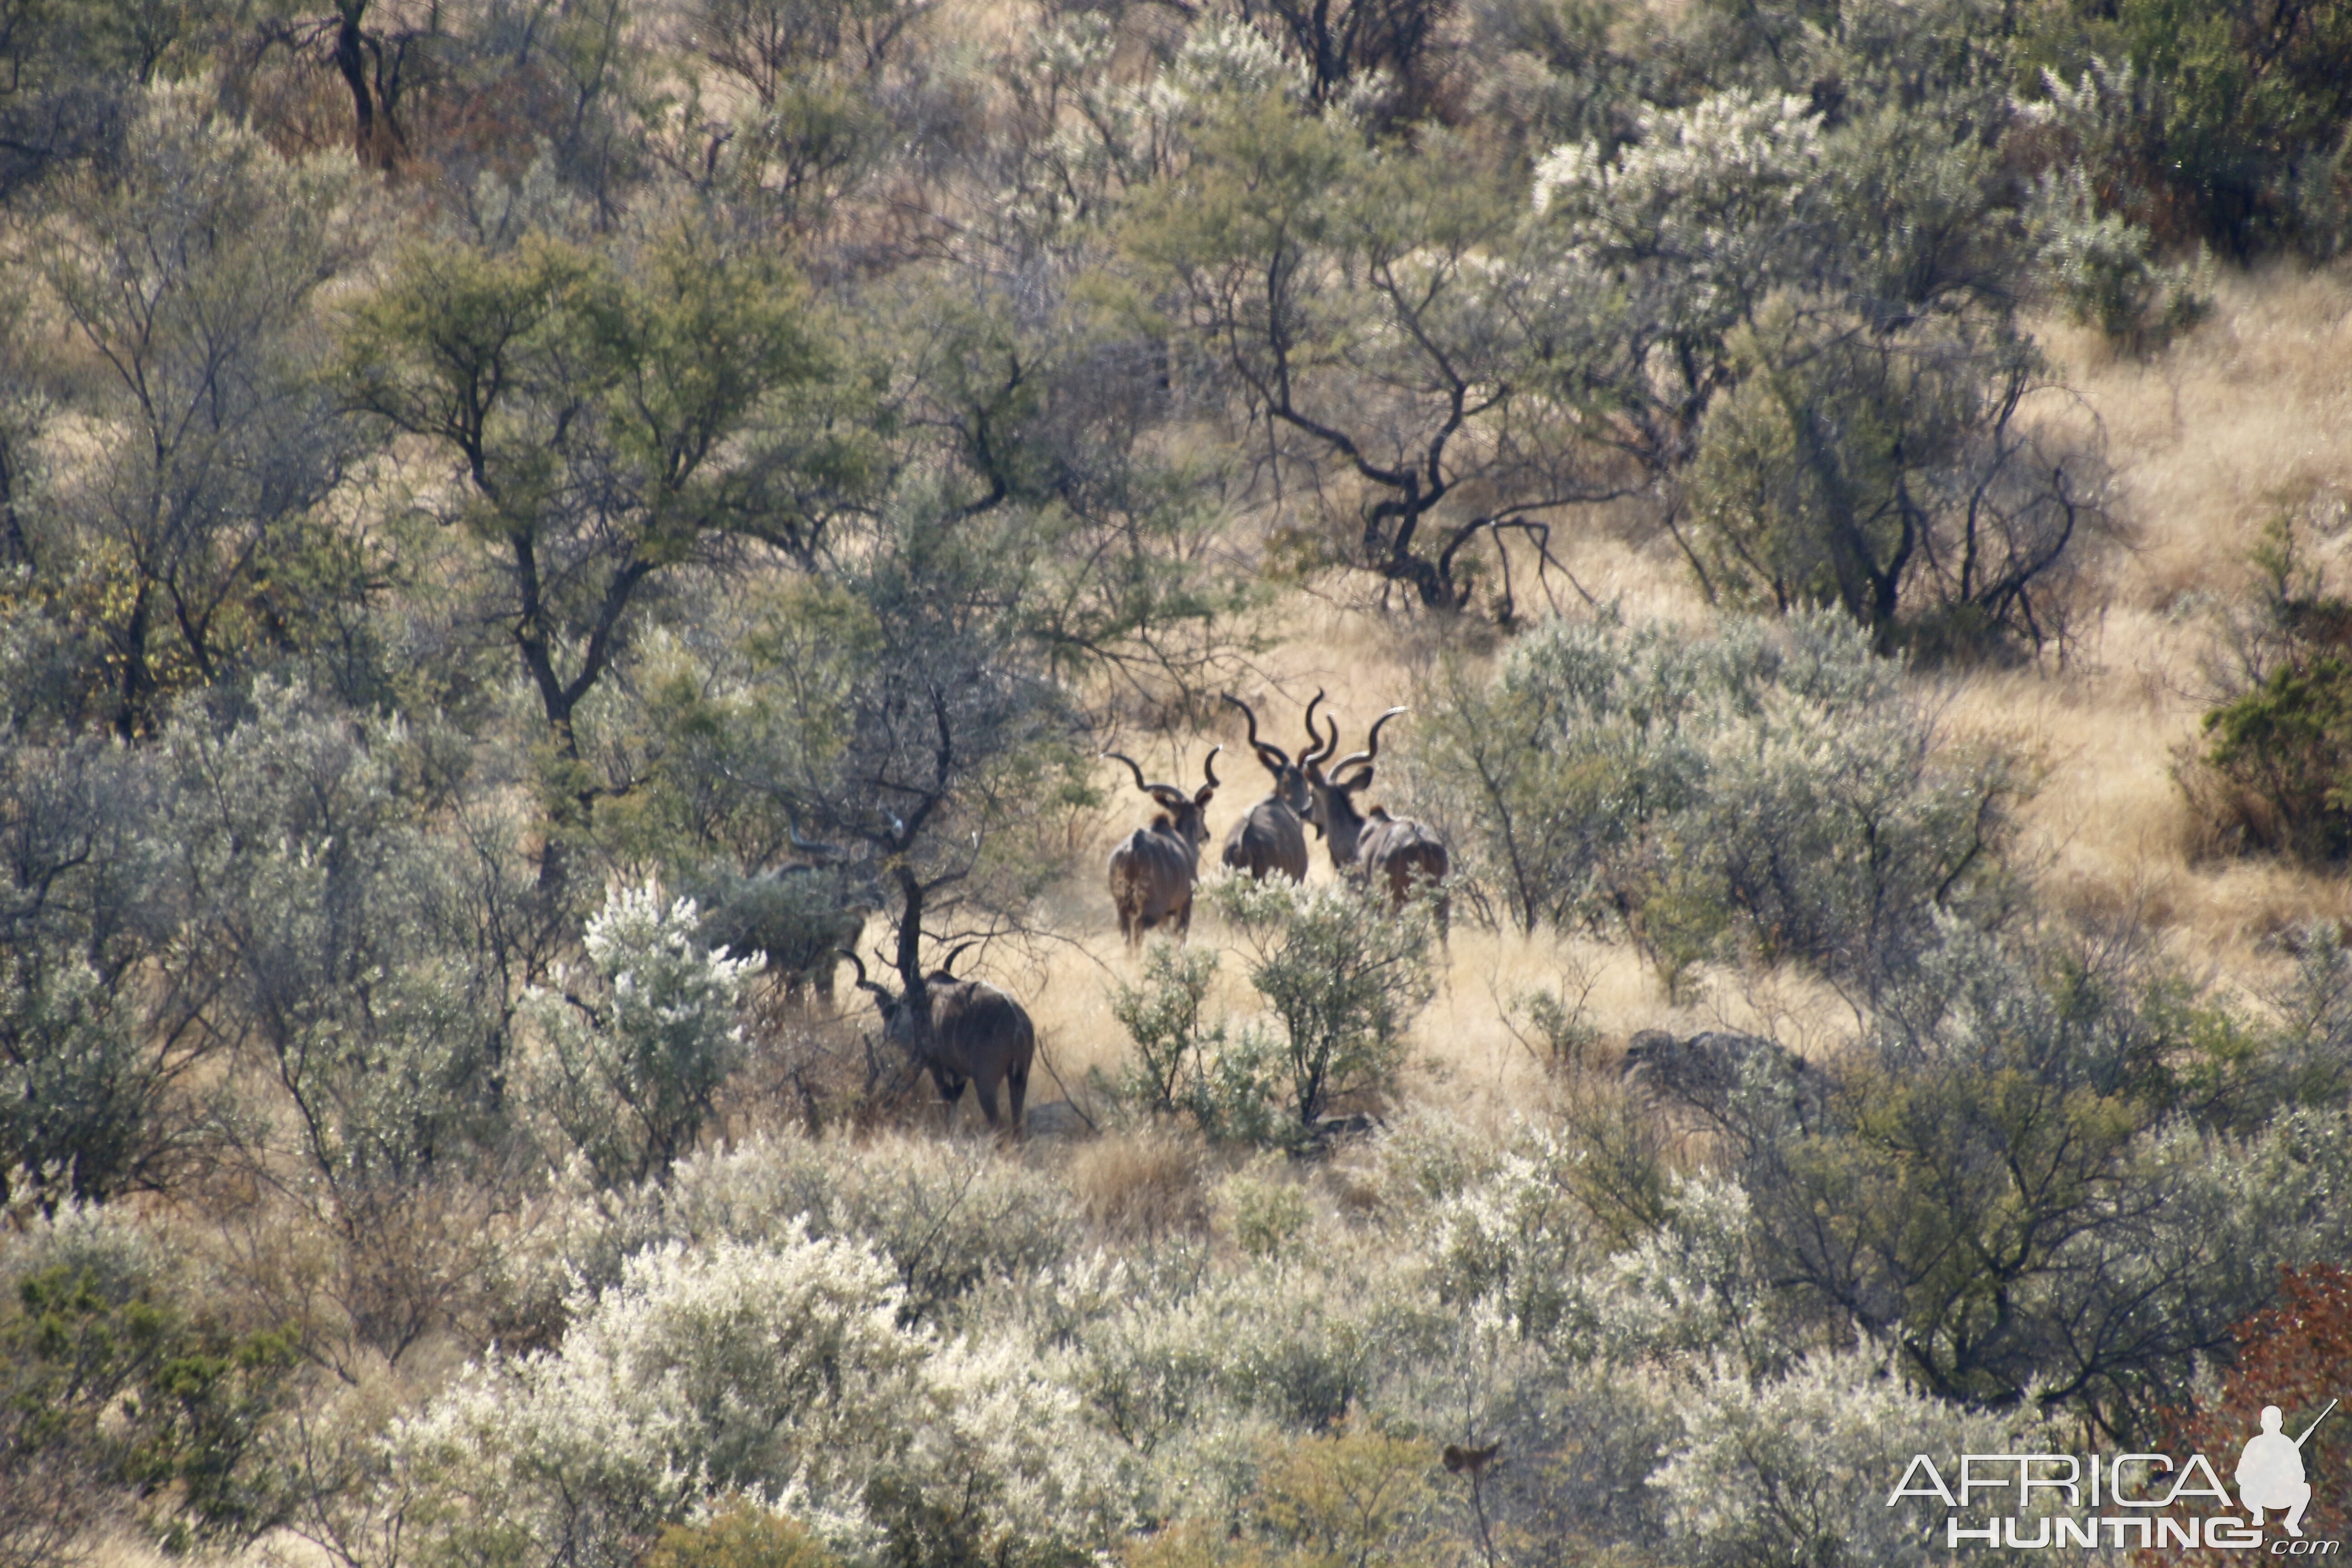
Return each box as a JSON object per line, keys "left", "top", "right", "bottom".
{"left": 0, "top": 1257, "right": 302, "bottom": 1560}
{"left": 1420, "top": 610, "right": 2024, "bottom": 998}
{"left": 2036, "top": 0, "right": 2352, "bottom": 256}
{"left": 1111, "top": 944, "right": 1224, "bottom": 1114}
{"left": 1209, "top": 878, "right": 1436, "bottom": 1132}
{"left": 1186, "top": 1024, "right": 1292, "bottom": 1150}
{"left": 2183, "top": 511, "right": 2352, "bottom": 864}
{"left": 1738, "top": 920, "right": 2352, "bottom": 1434}
{"left": 2200, "top": 655, "right": 2352, "bottom": 861}
{"left": 644, "top": 1499, "right": 844, "bottom": 1568}
{"left": 1684, "top": 303, "right": 2098, "bottom": 656}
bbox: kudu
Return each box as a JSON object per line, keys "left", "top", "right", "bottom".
{"left": 1216, "top": 691, "right": 1328, "bottom": 883}
{"left": 1303, "top": 707, "right": 1452, "bottom": 923}
{"left": 843, "top": 947, "right": 1034, "bottom": 1136}
{"left": 1105, "top": 746, "right": 1220, "bottom": 943}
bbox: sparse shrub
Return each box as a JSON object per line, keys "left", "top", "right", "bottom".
{"left": 646, "top": 1500, "right": 845, "bottom": 1568}
{"left": 2251, "top": 922, "right": 2352, "bottom": 1111}
{"left": 1210, "top": 878, "right": 1436, "bottom": 1131}
{"left": 1550, "top": 1075, "right": 1681, "bottom": 1247}
{"left": 1251, "top": 1417, "right": 1437, "bottom": 1567}
{"left": 1222, "top": 1159, "right": 1312, "bottom": 1259}
{"left": 514, "top": 1131, "right": 1078, "bottom": 1332}
{"left": 1506, "top": 981, "right": 1600, "bottom": 1075}
{"left": 1422, "top": 611, "right": 2023, "bottom": 999}
{"left": 1112, "top": 943, "right": 1224, "bottom": 1114}
{"left": 524, "top": 882, "right": 756, "bottom": 1189}
{"left": 1653, "top": 1348, "right": 2033, "bottom": 1568}
{"left": 1119, "top": 1521, "right": 1267, "bottom": 1567}
{"left": 2182, "top": 511, "right": 2352, "bottom": 865}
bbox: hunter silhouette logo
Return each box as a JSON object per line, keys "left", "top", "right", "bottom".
{"left": 2240, "top": 1400, "right": 2335, "bottom": 1538}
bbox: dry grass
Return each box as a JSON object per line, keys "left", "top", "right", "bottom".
{"left": 1067, "top": 1125, "right": 1212, "bottom": 1241}
{"left": 1953, "top": 266, "right": 2352, "bottom": 972}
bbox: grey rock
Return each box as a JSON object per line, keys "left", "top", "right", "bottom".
{"left": 1621, "top": 1028, "right": 1833, "bottom": 1133}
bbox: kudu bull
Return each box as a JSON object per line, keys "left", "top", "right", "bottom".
{"left": 1105, "top": 746, "right": 1220, "bottom": 943}
{"left": 1304, "top": 707, "right": 1452, "bottom": 925}
{"left": 843, "top": 947, "right": 1034, "bottom": 1136}
{"left": 1216, "top": 691, "right": 1325, "bottom": 883}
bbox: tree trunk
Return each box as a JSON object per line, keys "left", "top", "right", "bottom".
{"left": 0, "top": 434, "right": 28, "bottom": 570}
{"left": 333, "top": 2, "right": 387, "bottom": 169}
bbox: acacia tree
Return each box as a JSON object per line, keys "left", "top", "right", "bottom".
{"left": 1125, "top": 90, "right": 1607, "bottom": 612}
{"left": 1528, "top": 93, "right": 2102, "bottom": 649}
{"left": 1236, "top": 0, "right": 1458, "bottom": 115}
{"left": 1685, "top": 302, "right": 2100, "bottom": 653}
{"left": 36, "top": 92, "right": 361, "bottom": 739}
{"left": 689, "top": 509, "right": 1094, "bottom": 1011}
{"left": 342, "top": 223, "right": 864, "bottom": 893}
